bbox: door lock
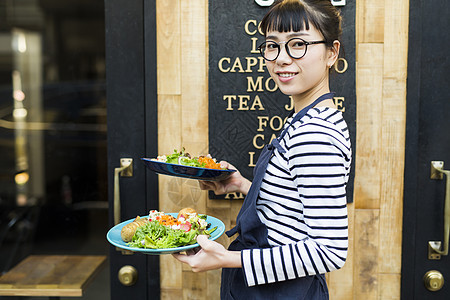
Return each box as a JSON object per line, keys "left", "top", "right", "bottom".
{"left": 118, "top": 265, "right": 138, "bottom": 286}
{"left": 423, "top": 270, "right": 444, "bottom": 292}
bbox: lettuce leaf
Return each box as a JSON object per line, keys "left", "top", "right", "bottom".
{"left": 128, "top": 220, "right": 207, "bottom": 249}
{"left": 164, "top": 148, "right": 206, "bottom": 168}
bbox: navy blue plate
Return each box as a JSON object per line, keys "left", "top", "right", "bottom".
{"left": 106, "top": 214, "right": 225, "bottom": 255}
{"left": 141, "top": 158, "right": 236, "bottom": 181}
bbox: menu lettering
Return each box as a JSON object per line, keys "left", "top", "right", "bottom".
{"left": 208, "top": 2, "right": 356, "bottom": 201}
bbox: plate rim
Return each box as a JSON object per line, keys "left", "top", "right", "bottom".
{"left": 140, "top": 158, "right": 236, "bottom": 181}
{"left": 141, "top": 157, "right": 236, "bottom": 173}
{"left": 106, "top": 213, "right": 225, "bottom": 254}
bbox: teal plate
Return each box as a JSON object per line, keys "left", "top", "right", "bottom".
{"left": 106, "top": 213, "right": 225, "bottom": 255}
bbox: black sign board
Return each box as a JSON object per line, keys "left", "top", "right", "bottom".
{"left": 208, "top": 1, "right": 355, "bottom": 202}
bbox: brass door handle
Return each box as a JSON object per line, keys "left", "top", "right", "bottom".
{"left": 118, "top": 265, "right": 138, "bottom": 286}
{"left": 423, "top": 270, "right": 444, "bottom": 292}
{"left": 114, "top": 158, "right": 133, "bottom": 225}
{"left": 429, "top": 161, "right": 450, "bottom": 257}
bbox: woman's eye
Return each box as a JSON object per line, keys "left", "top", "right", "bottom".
{"left": 291, "top": 41, "right": 306, "bottom": 48}
{"left": 266, "top": 43, "right": 278, "bottom": 50}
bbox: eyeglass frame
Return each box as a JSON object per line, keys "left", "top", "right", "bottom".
{"left": 257, "top": 37, "right": 327, "bottom": 61}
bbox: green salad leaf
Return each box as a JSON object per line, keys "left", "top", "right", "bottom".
{"left": 165, "top": 148, "right": 206, "bottom": 168}
{"left": 127, "top": 219, "right": 216, "bottom": 249}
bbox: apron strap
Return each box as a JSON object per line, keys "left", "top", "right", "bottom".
{"left": 277, "top": 92, "right": 335, "bottom": 141}
{"left": 226, "top": 92, "right": 335, "bottom": 239}
{"left": 269, "top": 139, "right": 286, "bottom": 154}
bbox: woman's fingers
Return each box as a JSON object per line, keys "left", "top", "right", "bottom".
{"left": 185, "top": 249, "right": 196, "bottom": 256}
{"left": 198, "top": 180, "right": 217, "bottom": 191}
{"left": 220, "top": 161, "right": 237, "bottom": 171}
{"left": 172, "top": 252, "right": 189, "bottom": 263}
{"left": 196, "top": 235, "right": 211, "bottom": 249}
{"left": 198, "top": 161, "right": 249, "bottom": 195}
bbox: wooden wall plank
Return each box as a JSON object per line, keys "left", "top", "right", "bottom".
{"left": 160, "top": 255, "right": 182, "bottom": 293}
{"left": 378, "top": 79, "right": 406, "bottom": 274}
{"left": 179, "top": 1, "right": 210, "bottom": 298}
{"left": 328, "top": 203, "right": 354, "bottom": 300}
{"left": 354, "top": 43, "right": 383, "bottom": 209}
{"left": 207, "top": 196, "right": 232, "bottom": 209}
{"left": 378, "top": 0, "right": 409, "bottom": 277}
{"left": 378, "top": 274, "right": 401, "bottom": 300}
{"left": 182, "top": 271, "right": 207, "bottom": 300}
{"left": 156, "top": 0, "right": 181, "bottom": 95}
{"left": 157, "top": 0, "right": 183, "bottom": 293}
{"left": 179, "top": 0, "right": 208, "bottom": 219}
{"left": 158, "top": 95, "right": 182, "bottom": 154}
{"left": 180, "top": 0, "right": 208, "bottom": 155}
{"left": 353, "top": 209, "right": 379, "bottom": 300}
{"left": 356, "top": 0, "right": 385, "bottom": 44}
{"left": 207, "top": 269, "right": 222, "bottom": 300}
{"left": 383, "top": 0, "right": 409, "bottom": 80}
{"left": 161, "top": 288, "right": 183, "bottom": 300}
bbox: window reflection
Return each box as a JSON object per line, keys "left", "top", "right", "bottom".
{"left": 0, "top": 1, "right": 108, "bottom": 294}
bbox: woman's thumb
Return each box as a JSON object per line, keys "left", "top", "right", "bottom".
{"left": 196, "top": 235, "right": 210, "bottom": 247}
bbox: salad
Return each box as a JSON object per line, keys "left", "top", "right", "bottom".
{"left": 152, "top": 148, "right": 223, "bottom": 170}
{"left": 126, "top": 209, "right": 217, "bottom": 249}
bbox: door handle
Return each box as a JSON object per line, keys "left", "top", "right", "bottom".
{"left": 114, "top": 158, "right": 133, "bottom": 225}
{"left": 423, "top": 270, "right": 444, "bottom": 291}
{"left": 118, "top": 265, "right": 138, "bottom": 286}
{"left": 429, "top": 161, "right": 450, "bottom": 258}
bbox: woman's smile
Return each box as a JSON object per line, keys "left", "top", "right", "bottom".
{"left": 276, "top": 71, "right": 298, "bottom": 82}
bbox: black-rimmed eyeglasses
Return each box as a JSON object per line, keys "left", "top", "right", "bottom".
{"left": 258, "top": 38, "right": 327, "bottom": 61}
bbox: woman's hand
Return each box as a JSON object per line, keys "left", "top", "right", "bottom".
{"left": 198, "top": 161, "right": 251, "bottom": 195}
{"left": 172, "top": 235, "right": 241, "bottom": 272}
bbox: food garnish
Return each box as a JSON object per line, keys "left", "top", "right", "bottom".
{"left": 120, "top": 216, "right": 148, "bottom": 242}
{"left": 152, "top": 148, "right": 223, "bottom": 170}
{"left": 124, "top": 208, "right": 217, "bottom": 249}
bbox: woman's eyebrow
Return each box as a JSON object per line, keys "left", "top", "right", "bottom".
{"left": 265, "top": 32, "right": 310, "bottom": 41}
{"left": 288, "top": 32, "right": 310, "bottom": 38}
{"left": 265, "top": 34, "right": 279, "bottom": 40}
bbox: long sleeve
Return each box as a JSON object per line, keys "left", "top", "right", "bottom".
{"left": 241, "top": 108, "right": 351, "bottom": 287}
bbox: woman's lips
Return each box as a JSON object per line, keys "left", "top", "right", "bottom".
{"left": 277, "top": 72, "right": 297, "bottom": 82}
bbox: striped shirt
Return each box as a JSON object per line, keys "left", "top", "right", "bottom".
{"left": 241, "top": 107, "right": 352, "bottom": 287}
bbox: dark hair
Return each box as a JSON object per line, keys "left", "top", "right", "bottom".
{"left": 260, "top": 0, "right": 342, "bottom": 48}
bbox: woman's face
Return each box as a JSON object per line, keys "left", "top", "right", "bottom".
{"left": 264, "top": 26, "right": 339, "bottom": 99}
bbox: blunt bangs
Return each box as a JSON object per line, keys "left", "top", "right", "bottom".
{"left": 260, "top": 1, "right": 323, "bottom": 38}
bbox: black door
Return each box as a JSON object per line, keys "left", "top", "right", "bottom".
{"left": 105, "top": 0, "right": 159, "bottom": 298}
{"left": 401, "top": 0, "right": 450, "bottom": 298}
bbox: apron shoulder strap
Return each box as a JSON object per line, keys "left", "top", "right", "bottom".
{"left": 275, "top": 92, "right": 335, "bottom": 146}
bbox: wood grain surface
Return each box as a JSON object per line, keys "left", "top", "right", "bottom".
{"left": 0, "top": 255, "right": 106, "bottom": 297}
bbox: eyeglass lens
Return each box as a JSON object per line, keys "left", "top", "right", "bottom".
{"left": 259, "top": 38, "right": 307, "bottom": 61}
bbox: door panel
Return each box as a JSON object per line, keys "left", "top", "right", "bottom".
{"left": 105, "top": 0, "right": 159, "bottom": 298}
{"left": 402, "top": 0, "right": 450, "bottom": 298}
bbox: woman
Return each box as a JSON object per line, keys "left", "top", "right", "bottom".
{"left": 173, "top": 0, "right": 351, "bottom": 299}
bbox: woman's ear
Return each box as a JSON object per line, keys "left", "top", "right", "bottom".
{"left": 327, "top": 40, "right": 341, "bottom": 68}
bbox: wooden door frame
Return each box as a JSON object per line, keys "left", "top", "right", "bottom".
{"left": 105, "top": 0, "right": 159, "bottom": 298}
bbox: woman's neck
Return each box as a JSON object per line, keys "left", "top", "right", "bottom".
{"left": 292, "top": 86, "right": 335, "bottom": 112}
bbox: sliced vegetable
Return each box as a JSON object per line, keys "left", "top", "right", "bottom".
{"left": 126, "top": 210, "right": 214, "bottom": 249}
{"left": 205, "top": 226, "right": 217, "bottom": 235}
{"left": 153, "top": 148, "right": 224, "bottom": 170}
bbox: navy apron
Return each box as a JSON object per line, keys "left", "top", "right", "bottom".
{"left": 220, "top": 93, "right": 334, "bottom": 300}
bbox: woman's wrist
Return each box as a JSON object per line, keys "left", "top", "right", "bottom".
{"left": 221, "top": 250, "right": 242, "bottom": 268}
{"left": 239, "top": 178, "right": 252, "bottom": 195}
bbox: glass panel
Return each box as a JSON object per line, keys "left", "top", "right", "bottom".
{"left": 0, "top": 0, "right": 109, "bottom": 298}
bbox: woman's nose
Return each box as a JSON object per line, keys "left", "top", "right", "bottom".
{"left": 276, "top": 44, "right": 292, "bottom": 64}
